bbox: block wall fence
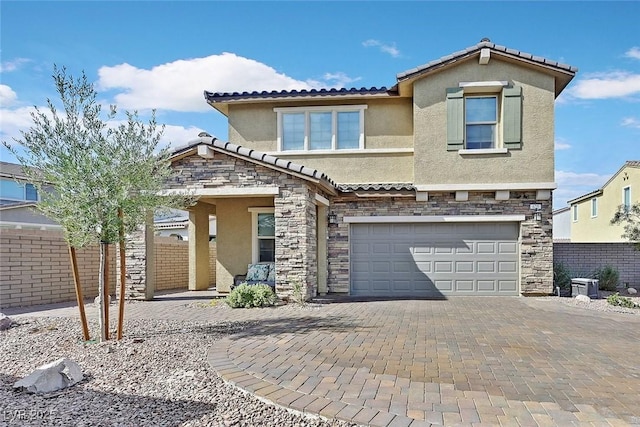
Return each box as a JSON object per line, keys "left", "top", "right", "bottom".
{"left": 553, "top": 242, "right": 640, "bottom": 288}
{"left": 0, "top": 229, "right": 216, "bottom": 309}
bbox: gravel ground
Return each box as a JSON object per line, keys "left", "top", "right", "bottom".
{"left": 536, "top": 290, "right": 640, "bottom": 315}
{"left": 1, "top": 317, "right": 353, "bottom": 427}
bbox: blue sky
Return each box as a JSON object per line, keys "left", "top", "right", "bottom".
{"left": 1, "top": 1, "right": 638, "bottom": 209}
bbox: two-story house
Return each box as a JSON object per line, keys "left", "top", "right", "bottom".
{"left": 157, "top": 39, "right": 576, "bottom": 300}
{"left": 0, "top": 161, "right": 59, "bottom": 230}
{"left": 568, "top": 161, "right": 639, "bottom": 243}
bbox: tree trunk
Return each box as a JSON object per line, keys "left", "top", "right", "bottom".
{"left": 68, "top": 246, "right": 90, "bottom": 341}
{"left": 98, "top": 241, "right": 107, "bottom": 342}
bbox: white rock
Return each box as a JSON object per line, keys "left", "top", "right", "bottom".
{"left": 627, "top": 287, "right": 637, "bottom": 295}
{"left": 14, "top": 357, "right": 84, "bottom": 394}
{"left": 575, "top": 295, "right": 591, "bottom": 303}
{"left": 0, "top": 313, "right": 11, "bottom": 331}
{"left": 94, "top": 295, "right": 112, "bottom": 306}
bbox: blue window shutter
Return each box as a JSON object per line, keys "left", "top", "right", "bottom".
{"left": 446, "top": 88, "right": 464, "bottom": 151}
{"left": 503, "top": 86, "right": 522, "bottom": 149}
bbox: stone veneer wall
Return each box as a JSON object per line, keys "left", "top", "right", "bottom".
{"left": 328, "top": 191, "right": 553, "bottom": 295}
{"left": 166, "top": 152, "right": 324, "bottom": 299}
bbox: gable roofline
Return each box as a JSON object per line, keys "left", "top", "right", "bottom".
{"left": 170, "top": 136, "right": 338, "bottom": 195}
{"left": 567, "top": 160, "right": 639, "bottom": 205}
{"left": 395, "top": 39, "right": 577, "bottom": 98}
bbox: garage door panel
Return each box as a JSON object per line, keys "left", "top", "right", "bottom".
{"left": 350, "top": 222, "right": 519, "bottom": 296}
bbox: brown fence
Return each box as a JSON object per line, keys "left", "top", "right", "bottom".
{"left": 0, "top": 229, "right": 216, "bottom": 309}
{"left": 554, "top": 242, "right": 640, "bottom": 287}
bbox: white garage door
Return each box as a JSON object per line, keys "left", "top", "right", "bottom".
{"left": 350, "top": 222, "right": 519, "bottom": 297}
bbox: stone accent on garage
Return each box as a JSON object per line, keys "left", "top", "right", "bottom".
{"left": 327, "top": 191, "right": 553, "bottom": 296}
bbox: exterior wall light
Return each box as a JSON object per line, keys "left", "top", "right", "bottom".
{"left": 328, "top": 212, "right": 338, "bottom": 225}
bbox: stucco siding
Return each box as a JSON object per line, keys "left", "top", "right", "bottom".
{"left": 571, "top": 166, "right": 639, "bottom": 242}
{"left": 413, "top": 57, "right": 556, "bottom": 186}
{"left": 227, "top": 98, "right": 414, "bottom": 183}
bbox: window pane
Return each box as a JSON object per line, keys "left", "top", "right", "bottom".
{"left": 466, "top": 97, "right": 497, "bottom": 123}
{"left": 257, "top": 213, "right": 275, "bottom": 237}
{"left": 591, "top": 199, "right": 597, "bottom": 216}
{"left": 309, "top": 112, "right": 332, "bottom": 150}
{"left": 282, "top": 113, "right": 305, "bottom": 150}
{"left": 337, "top": 111, "right": 360, "bottom": 149}
{"left": 466, "top": 124, "right": 495, "bottom": 149}
{"left": 258, "top": 239, "right": 275, "bottom": 263}
{"left": 0, "top": 179, "right": 25, "bottom": 200}
{"left": 25, "top": 183, "right": 38, "bottom": 201}
{"left": 624, "top": 188, "right": 631, "bottom": 209}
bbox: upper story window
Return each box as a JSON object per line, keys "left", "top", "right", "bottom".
{"left": 572, "top": 205, "right": 578, "bottom": 222}
{"left": 623, "top": 186, "right": 631, "bottom": 212}
{"left": 447, "top": 82, "right": 522, "bottom": 152}
{"left": 275, "top": 105, "right": 366, "bottom": 152}
{"left": 465, "top": 96, "right": 498, "bottom": 149}
{"left": 0, "top": 178, "right": 39, "bottom": 202}
{"left": 591, "top": 198, "right": 598, "bottom": 218}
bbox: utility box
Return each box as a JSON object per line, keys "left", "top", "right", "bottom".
{"left": 571, "top": 278, "right": 599, "bottom": 298}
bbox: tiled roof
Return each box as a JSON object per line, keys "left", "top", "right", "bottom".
{"left": 171, "top": 137, "right": 337, "bottom": 188}
{"left": 625, "top": 160, "right": 640, "bottom": 167}
{"left": 337, "top": 183, "right": 415, "bottom": 192}
{"left": 397, "top": 40, "right": 578, "bottom": 81}
{"left": 205, "top": 87, "right": 392, "bottom": 103}
{"left": 0, "top": 161, "right": 30, "bottom": 179}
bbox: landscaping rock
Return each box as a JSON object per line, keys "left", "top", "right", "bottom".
{"left": 14, "top": 357, "right": 84, "bottom": 394}
{"left": 575, "top": 295, "right": 591, "bottom": 303}
{"left": 94, "top": 295, "right": 112, "bottom": 306}
{"left": 0, "top": 313, "right": 12, "bottom": 331}
{"left": 627, "top": 287, "right": 637, "bottom": 295}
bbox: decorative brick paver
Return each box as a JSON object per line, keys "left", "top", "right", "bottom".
{"left": 7, "top": 291, "right": 640, "bottom": 426}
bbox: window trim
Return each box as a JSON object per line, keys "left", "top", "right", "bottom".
{"left": 248, "top": 207, "right": 275, "bottom": 264}
{"left": 274, "top": 105, "right": 367, "bottom": 152}
{"left": 591, "top": 198, "right": 598, "bottom": 218}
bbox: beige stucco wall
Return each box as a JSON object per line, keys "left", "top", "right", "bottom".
{"left": 213, "top": 197, "right": 274, "bottom": 292}
{"left": 413, "top": 57, "right": 557, "bottom": 186}
{"left": 227, "top": 98, "right": 414, "bottom": 183}
{"left": 571, "top": 165, "right": 639, "bottom": 242}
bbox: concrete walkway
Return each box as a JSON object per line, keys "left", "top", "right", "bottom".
{"left": 5, "top": 292, "right": 640, "bottom": 426}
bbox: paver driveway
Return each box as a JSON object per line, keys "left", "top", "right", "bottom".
{"left": 7, "top": 293, "right": 640, "bottom": 426}
{"left": 208, "top": 297, "right": 640, "bottom": 426}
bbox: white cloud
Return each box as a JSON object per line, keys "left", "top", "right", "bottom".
{"left": 97, "top": 53, "right": 357, "bottom": 113}
{"left": 569, "top": 71, "right": 640, "bottom": 99}
{"left": 362, "top": 39, "right": 401, "bottom": 58}
{"left": 624, "top": 47, "right": 640, "bottom": 60}
{"left": 320, "top": 72, "right": 361, "bottom": 87}
{"left": 0, "top": 84, "right": 18, "bottom": 106}
{"left": 554, "top": 137, "right": 571, "bottom": 150}
{"left": 0, "top": 58, "right": 31, "bottom": 73}
{"left": 0, "top": 106, "right": 37, "bottom": 145}
{"left": 621, "top": 117, "right": 640, "bottom": 129}
{"left": 554, "top": 170, "right": 612, "bottom": 206}
{"left": 160, "top": 124, "right": 209, "bottom": 150}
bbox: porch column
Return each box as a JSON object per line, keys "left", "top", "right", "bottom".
{"left": 317, "top": 204, "right": 328, "bottom": 296}
{"left": 118, "top": 211, "right": 155, "bottom": 300}
{"left": 188, "top": 202, "right": 210, "bottom": 291}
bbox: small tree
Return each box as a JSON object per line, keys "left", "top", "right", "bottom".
{"left": 611, "top": 202, "right": 640, "bottom": 250}
{"left": 3, "top": 66, "right": 193, "bottom": 341}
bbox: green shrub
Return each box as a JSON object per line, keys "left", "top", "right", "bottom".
{"left": 606, "top": 293, "right": 640, "bottom": 309}
{"left": 225, "top": 283, "right": 276, "bottom": 309}
{"left": 594, "top": 265, "right": 619, "bottom": 291}
{"left": 553, "top": 262, "right": 572, "bottom": 292}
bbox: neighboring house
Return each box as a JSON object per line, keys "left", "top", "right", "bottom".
{"left": 157, "top": 39, "right": 576, "bottom": 299}
{"left": 568, "top": 161, "right": 639, "bottom": 243}
{"left": 0, "top": 161, "right": 59, "bottom": 230}
{"left": 154, "top": 210, "right": 217, "bottom": 241}
{"left": 552, "top": 207, "right": 571, "bottom": 241}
